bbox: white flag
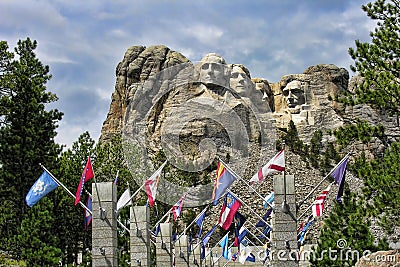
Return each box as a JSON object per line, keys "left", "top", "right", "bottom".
{"left": 116, "top": 188, "right": 132, "bottom": 212}
{"left": 249, "top": 149, "right": 285, "bottom": 185}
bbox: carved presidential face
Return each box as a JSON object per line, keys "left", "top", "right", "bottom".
{"left": 199, "top": 53, "right": 229, "bottom": 87}
{"left": 283, "top": 80, "right": 305, "bottom": 108}
{"left": 230, "top": 65, "right": 250, "bottom": 96}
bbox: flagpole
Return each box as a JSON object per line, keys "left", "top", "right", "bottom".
{"left": 203, "top": 232, "right": 229, "bottom": 260}
{"left": 226, "top": 189, "right": 272, "bottom": 229}
{"left": 89, "top": 156, "right": 105, "bottom": 219}
{"left": 218, "top": 158, "right": 274, "bottom": 210}
{"left": 173, "top": 204, "right": 210, "bottom": 244}
{"left": 151, "top": 187, "right": 191, "bottom": 231}
{"left": 40, "top": 164, "right": 91, "bottom": 214}
{"left": 296, "top": 153, "right": 349, "bottom": 209}
{"left": 242, "top": 219, "right": 271, "bottom": 242}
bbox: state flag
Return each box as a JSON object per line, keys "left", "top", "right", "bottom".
{"left": 312, "top": 184, "right": 331, "bottom": 217}
{"left": 218, "top": 192, "right": 242, "bottom": 230}
{"left": 331, "top": 156, "right": 349, "bottom": 203}
{"left": 249, "top": 149, "right": 285, "bottom": 185}
{"left": 26, "top": 171, "right": 59, "bottom": 207}
{"left": 145, "top": 161, "right": 167, "bottom": 207}
{"left": 74, "top": 156, "right": 94, "bottom": 205}
{"left": 212, "top": 162, "right": 236, "bottom": 205}
{"left": 84, "top": 195, "right": 92, "bottom": 230}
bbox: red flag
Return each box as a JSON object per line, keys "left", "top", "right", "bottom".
{"left": 171, "top": 192, "right": 188, "bottom": 221}
{"left": 312, "top": 184, "right": 331, "bottom": 217}
{"left": 145, "top": 161, "right": 167, "bottom": 207}
{"left": 74, "top": 157, "right": 94, "bottom": 205}
{"left": 249, "top": 149, "right": 285, "bottom": 185}
{"left": 218, "top": 192, "right": 242, "bottom": 230}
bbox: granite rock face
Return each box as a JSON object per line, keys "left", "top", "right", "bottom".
{"left": 100, "top": 45, "right": 189, "bottom": 143}
{"left": 100, "top": 44, "right": 400, "bottom": 244}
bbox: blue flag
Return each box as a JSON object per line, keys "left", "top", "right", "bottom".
{"left": 196, "top": 210, "right": 206, "bottom": 238}
{"left": 26, "top": 171, "right": 59, "bottom": 207}
{"left": 263, "top": 191, "right": 274, "bottom": 209}
{"left": 256, "top": 208, "right": 272, "bottom": 227}
{"left": 219, "top": 234, "right": 230, "bottom": 259}
{"left": 202, "top": 225, "right": 217, "bottom": 246}
{"left": 212, "top": 162, "right": 236, "bottom": 205}
{"left": 84, "top": 196, "right": 92, "bottom": 230}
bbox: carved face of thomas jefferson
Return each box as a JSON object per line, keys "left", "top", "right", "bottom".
{"left": 283, "top": 80, "right": 305, "bottom": 108}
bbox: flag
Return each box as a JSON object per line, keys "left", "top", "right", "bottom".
{"left": 331, "top": 156, "right": 349, "bottom": 203}
{"left": 263, "top": 191, "right": 274, "bottom": 209}
{"left": 74, "top": 156, "right": 94, "bottom": 205}
{"left": 202, "top": 225, "right": 217, "bottom": 247}
{"left": 113, "top": 171, "right": 119, "bottom": 185}
{"left": 312, "top": 184, "right": 331, "bottom": 217}
{"left": 246, "top": 253, "right": 256, "bottom": 262}
{"left": 256, "top": 208, "right": 273, "bottom": 227}
{"left": 249, "top": 149, "right": 285, "bottom": 185}
{"left": 232, "top": 252, "right": 238, "bottom": 261}
{"left": 234, "top": 212, "right": 246, "bottom": 247}
{"left": 298, "top": 219, "right": 314, "bottom": 245}
{"left": 196, "top": 210, "right": 206, "bottom": 238}
{"left": 212, "top": 162, "right": 236, "bottom": 205}
{"left": 259, "top": 226, "right": 271, "bottom": 240}
{"left": 218, "top": 192, "right": 242, "bottom": 230}
{"left": 239, "top": 246, "right": 253, "bottom": 264}
{"left": 219, "top": 234, "right": 231, "bottom": 260}
{"left": 116, "top": 187, "right": 132, "bottom": 212}
{"left": 171, "top": 192, "right": 188, "bottom": 221}
{"left": 84, "top": 195, "right": 92, "bottom": 230}
{"left": 26, "top": 171, "right": 59, "bottom": 207}
{"left": 145, "top": 161, "right": 167, "bottom": 207}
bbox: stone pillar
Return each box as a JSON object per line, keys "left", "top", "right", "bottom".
{"left": 271, "top": 175, "right": 298, "bottom": 267}
{"left": 92, "top": 182, "right": 118, "bottom": 267}
{"left": 130, "top": 206, "right": 150, "bottom": 267}
{"left": 174, "top": 234, "right": 189, "bottom": 267}
{"left": 156, "top": 223, "right": 173, "bottom": 266}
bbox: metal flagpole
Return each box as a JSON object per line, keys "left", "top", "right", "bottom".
{"left": 296, "top": 153, "right": 349, "bottom": 209}
{"left": 226, "top": 189, "right": 272, "bottom": 229}
{"left": 42, "top": 164, "right": 131, "bottom": 233}
{"left": 241, "top": 219, "right": 271, "bottom": 242}
{"left": 174, "top": 204, "right": 210, "bottom": 244}
{"left": 218, "top": 158, "right": 274, "bottom": 210}
{"left": 40, "top": 163, "right": 91, "bottom": 214}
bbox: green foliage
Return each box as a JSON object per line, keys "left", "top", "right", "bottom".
{"left": 332, "top": 119, "right": 384, "bottom": 150}
{"left": 355, "top": 140, "right": 400, "bottom": 232}
{"left": 348, "top": 0, "right": 400, "bottom": 116}
{"left": 0, "top": 38, "right": 63, "bottom": 260}
{"left": 310, "top": 192, "right": 388, "bottom": 266}
{"left": 310, "top": 130, "right": 323, "bottom": 168}
{"left": 18, "top": 198, "right": 63, "bottom": 267}
{"left": 54, "top": 131, "right": 95, "bottom": 265}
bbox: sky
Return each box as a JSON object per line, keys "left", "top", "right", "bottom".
{"left": 0, "top": 0, "right": 376, "bottom": 149}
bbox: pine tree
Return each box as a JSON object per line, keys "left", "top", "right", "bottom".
{"left": 54, "top": 131, "right": 95, "bottom": 265}
{"left": 348, "top": 0, "right": 400, "bottom": 116}
{"left": 0, "top": 38, "right": 63, "bottom": 257}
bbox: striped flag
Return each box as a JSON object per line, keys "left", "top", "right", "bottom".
{"left": 218, "top": 192, "right": 242, "bottom": 230}
{"left": 312, "top": 184, "right": 331, "bottom": 217}
{"left": 171, "top": 192, "right": 188, "bottom": 221}
{"left": 249, "top": 149, "right": 285, "bottom": 185}
{"left": 145, "top": 161, "right": 167, "bottom": 207}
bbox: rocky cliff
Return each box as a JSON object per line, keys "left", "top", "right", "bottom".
{"left": 100, "top": 45, "right": 400, "bottom": 247}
